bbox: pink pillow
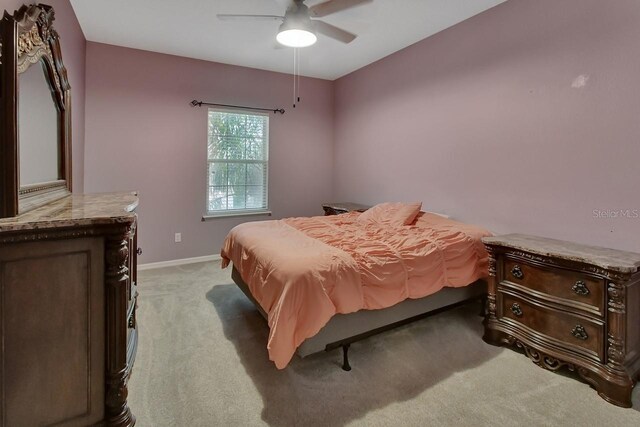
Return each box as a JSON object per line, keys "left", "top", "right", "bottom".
{"left": 357, "top": 202, "right": 422, "bottom": 226}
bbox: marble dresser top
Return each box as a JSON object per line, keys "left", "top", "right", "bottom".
{"left": 483, "top": 234, "right": 640, "bottom": 274}
{"left": 0, "top": 192, "right": 138, "bottom": 233}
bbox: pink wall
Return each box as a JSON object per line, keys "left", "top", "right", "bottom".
{"left": 84, "top": 43, "right": 334, "bottom": 263}
{"left": 0, "top": 0, "right": 86, "bottom": 191}
{"left": 334, "top": 0, "right": 640, "bottom": 253}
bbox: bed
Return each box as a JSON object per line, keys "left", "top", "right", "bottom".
{"left": 221, "top": 202, "right": 492, "bottom": 369}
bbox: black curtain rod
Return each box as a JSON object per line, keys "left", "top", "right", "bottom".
{"left": 190, "top": 100, "right": 285, "bottom": 114}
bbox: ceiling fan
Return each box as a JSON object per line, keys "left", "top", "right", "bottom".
{"left": 217, "top": 0, "right": 372, "bottom": 48}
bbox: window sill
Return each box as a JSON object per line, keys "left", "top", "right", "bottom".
{"left": 201, "top": 210, "right": 272, "bottom": 221}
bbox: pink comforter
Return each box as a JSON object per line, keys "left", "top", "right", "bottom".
{"left": 221, "top": 212, "right": 491, "bottom": 369}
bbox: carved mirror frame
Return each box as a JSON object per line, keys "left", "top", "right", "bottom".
{"left": 0, "top": 3, "right": 72, "bottom": 218}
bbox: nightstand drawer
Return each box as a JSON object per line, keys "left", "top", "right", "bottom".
{"left": 503, "top": 258, "right": 604, "bottom": 315}
{"left": 499, "top": 291, "right": 604, "bottom": 361}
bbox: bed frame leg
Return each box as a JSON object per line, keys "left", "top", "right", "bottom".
{"left": 341, "top": 344, "right": 352, "bottom": 371}
{"left": 479, "top": 295, "right": 487, "bottom": 317}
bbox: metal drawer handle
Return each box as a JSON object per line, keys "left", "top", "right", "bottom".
{"left": 511, "top": 265, "right": 524, "bottom": 279}
{"left": 511, "top": 303, "right": 523, "bottom": 317}
{"left": 572, "top": 280, "right": 589, "bottom": 296}
{"left": 571, "top": 325, "right": 588, "bottom": 340}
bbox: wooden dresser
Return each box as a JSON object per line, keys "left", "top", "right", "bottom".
{"left": 0, "top": 192, "right": 139, "bottom": 426}
{"left": 322, "top": 202, "right": 370, "bottom": 216}
{"left": 483, "top": 234, "right": 640, "bottom": 407}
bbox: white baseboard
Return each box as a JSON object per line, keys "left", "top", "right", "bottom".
{"left": 138, "top": 254, "right": 221, "bottom": 271}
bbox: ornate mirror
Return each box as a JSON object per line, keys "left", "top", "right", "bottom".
{"left": 0, "top": 4, "right": 72, "bottom": 218}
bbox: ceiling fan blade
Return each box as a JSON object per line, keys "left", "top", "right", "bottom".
{"left": 313, "top": 20, "right": 357, "bottom": 43}
{"left": 217, "top": 14, "right": 284, "bottom": 22}
{"left": 309, "top": 0, "right": 372, "bottom": 18}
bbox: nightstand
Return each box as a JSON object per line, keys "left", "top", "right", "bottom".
{"left": 482, "top": 233, "right": 640, "bottom": 407}
{"left": 322, "top": 202, "right": 371, "bottom": 216}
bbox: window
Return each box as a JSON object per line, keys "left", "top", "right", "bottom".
{"left": 206, "top": 109, "right": 269, "bottom": 217}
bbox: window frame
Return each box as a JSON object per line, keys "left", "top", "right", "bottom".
{"left": 203, "top": 108, "right": 271, "bottom": 219}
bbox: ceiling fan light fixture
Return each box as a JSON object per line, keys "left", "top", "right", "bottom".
{"left": 277, "top": 28, "right": 317, "bottom": 47}
{"left": 219, "top": 0, "right": 366, "bottom": 47}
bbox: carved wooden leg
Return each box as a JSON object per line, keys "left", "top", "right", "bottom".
{"left": 577, "top": 367, "right": 634, "bottom": 408}
{"left": 482, "top": 292, "right": 503, "bottom": 345}
{"left": 105, "top": 232, "right": 136, "bottom": 426}
{"left": 594, "top": 281, "right": 635, "bottom": 407}
{"left": 482, "top": 323, "right": 505, "bottom": 346}
{"left": 483, "top": 248, "right": 501, "bottom": 345}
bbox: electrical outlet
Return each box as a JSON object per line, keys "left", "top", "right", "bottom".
{"left": 174, "top": 233, "right": 182, "bottom": 243}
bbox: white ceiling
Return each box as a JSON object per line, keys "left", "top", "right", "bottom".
{"left": 70, "top": 0, "right": 507, "bottom": 80}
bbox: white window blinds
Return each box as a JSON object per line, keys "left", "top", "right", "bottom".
{"left": 207, "top": 110, "right": 269, "bottom": 215}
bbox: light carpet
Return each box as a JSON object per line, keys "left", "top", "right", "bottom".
{"left": 128, "top": 261, "right": 640, "bottom": 426}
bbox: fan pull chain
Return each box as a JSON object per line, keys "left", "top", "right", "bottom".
{"left": 297, "top": 49, "right": 301, "bottom": 104}
{"left": 293, "top": 48, "right": 302, "bottom": 108}
{"left": 293, "top": 48, "right": 297, "bottom": 108}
